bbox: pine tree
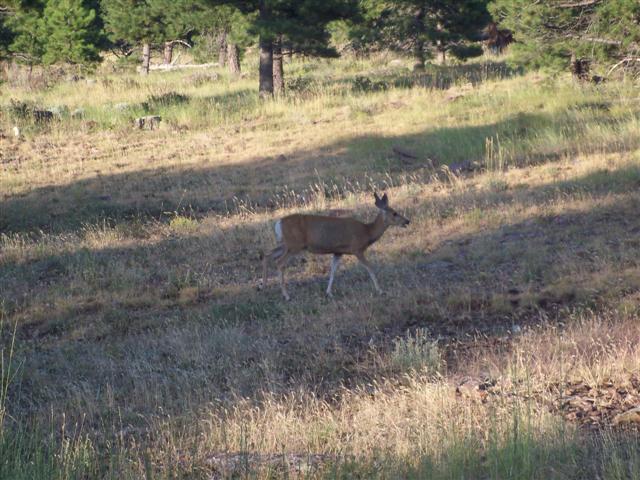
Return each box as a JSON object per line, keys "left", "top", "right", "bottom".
{"left": 354, "top": 0, "right": 489, "bottom": 69}
{"left": 0, "top": 4, "right": 16, "bottom": 60}
{"left": 214, "top": 0, "right": 358, "bottom": 97}
{"left": 489, "top": 0, "right": 640, "bottom": 75}
{"left": 39, "top": 0, "right": 101, "bottom": 65}
{"left": 225, "top": 7, "right": 251, "bottom": 74}
{"left": 147, "top": 0, "right": 199, "bottom": 65}
{"left": 191, "top": 4, "right": 252, "bottom": 74}
{"left": 102, "top": 0, "right": 162, "bottom": 74}
{"left": 6, "top": 0, "right": 45, "bottom": 66}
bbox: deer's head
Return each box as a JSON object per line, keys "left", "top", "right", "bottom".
{"left": 374, "top": 192, "right": 410, "bottom": 228}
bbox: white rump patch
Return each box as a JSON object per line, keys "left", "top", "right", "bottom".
{"left": 274, "top": 219, "right": 283, "bottom": 243}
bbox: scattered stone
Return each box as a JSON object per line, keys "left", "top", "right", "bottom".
{"left": 553, "top": 375, "right": 640, "bottom": 429}
{"left": 48, "top": 105, "right": 68, "bottom": 118}
{"left": 613, "top": 407, "right": 640, "bottom": 427}
{"left": 85, "top": 78, "right": 97, "bottom": 85}
{"left": 12, "top": 126, "right": 20, "bottom": 138}
{"left": 133, "top": 115, "right": 162, "bottom": 130}
{"left": 71, "top": 108, "right": 85, "bottom": 119}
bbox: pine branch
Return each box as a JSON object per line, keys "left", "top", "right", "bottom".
{"left": 557, "top": 0, "right": 601, "bottom": 7}
{"left": 607, "top": 57, "right": 640, "bottom": 75}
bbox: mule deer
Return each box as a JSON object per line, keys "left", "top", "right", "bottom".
{"left": 261, "top": 193, "right": 410, "bottom": 300}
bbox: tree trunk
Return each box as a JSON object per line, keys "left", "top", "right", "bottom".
{"left": 218, "top": 31, "right": 227, "bottom": 67}
{"left": 141, "top": 42, "right": 151, "bottom": 75}
{"left": 272, "top": 37, "right": 284, "bottom": 97}
{"left": 436, "top": 21, "right": 446, "bottom": 65}
{"left": 412, "top": 7, "right": 426, "bottom": 71}
{"left": 258, "top": 0, "right": 273, "bottom": 98}
{"left": 163, "top": 41, "right": 174, "bottom": 65}
{"left": 259, "top": 36, "right": 273, "bottom": 98}
{"left": 439, "top": 48, "right": 446, "bottom": 65}
{"left": 227, "top": 43, "right": 240, "bottom": 75}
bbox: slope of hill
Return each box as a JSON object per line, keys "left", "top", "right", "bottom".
{"left": 1, "top": 56, "right": 640, "bottom": 478}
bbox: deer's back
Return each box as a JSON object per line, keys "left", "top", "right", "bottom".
{"left": 281, "top": 214, "right": 368, "bottom": 254}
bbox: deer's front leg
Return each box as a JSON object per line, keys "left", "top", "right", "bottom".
{"left": 326, "top": 254, "right": 342, "bottom": 297}
{"left": 355, "top": 252, "right": 382, "bottom": 294}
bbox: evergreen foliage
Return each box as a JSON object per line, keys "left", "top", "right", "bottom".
{"left": 6, "top": 0, "right": 45, "bottom": 65}
{"left": 40, "top": 0, "right": 101, "bottom": 64}
{"left": 217, "top": 0, "right": 358, "bottom": 95}
{"left": 489, "top": 0, "right": 640, "bottom": 74}
{"left": 6, "top": 0, "right": 101, "bottom": 65}
{"left": 353, "top": 0, "right": 490, "bottom": 67}
{"left": 102, "top": 0, "right": 160, "bottom": 46}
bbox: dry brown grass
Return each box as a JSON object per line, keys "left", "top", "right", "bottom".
{"left": 1, "top": 57, "right": 640, "bottom": 478}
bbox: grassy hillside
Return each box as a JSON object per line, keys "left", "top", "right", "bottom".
{"left": 1, "top": 55, "right": 640, "bottom": 478}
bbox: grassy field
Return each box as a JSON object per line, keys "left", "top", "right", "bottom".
{"left": 1, "top": 54, "right": 640, "bottom": 478}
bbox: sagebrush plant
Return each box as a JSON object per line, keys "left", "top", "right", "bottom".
{"left": 1, "top": 53, "right": 640, "bottom": 478}
{"left": 390, "top": 328, "right": 441, "bottom": 374}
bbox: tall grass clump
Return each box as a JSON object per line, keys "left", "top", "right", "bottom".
{"left": 389, "top": 328, "right": 441, "bottom": 374}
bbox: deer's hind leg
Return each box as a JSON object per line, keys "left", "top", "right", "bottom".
{"left": 275, "top": 250, "right": 294, "bottom": 301}
{"left": 261, "top": 244, "right": 287, "bottom": 290}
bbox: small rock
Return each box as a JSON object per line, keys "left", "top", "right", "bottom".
{"left": 48, "top": 105, "right": 68, "bottom": 118}
{"left": 85, "top": 78, "right": 97, "bottom": 85}
{"left": 71, "top": 108, "right": 85, "bottom": 119}
{"left": 133, "top": 115, "right": 162, "bottom": 130}
{"left": 388, "top": 59, "right": 405, "bottom": 68}
{"left": 12, "top": 126, "right": 20, "bottom": 138}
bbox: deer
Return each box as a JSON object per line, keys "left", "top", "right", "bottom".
{"left": 260, "top": 193, "right": 410, "bottom": 300}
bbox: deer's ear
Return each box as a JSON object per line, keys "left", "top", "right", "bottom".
{"left": 374, "top": 192, "right": 382, "bottom": 207}
{"left": 381, "top": 193, "right": 389, "bottom": 206}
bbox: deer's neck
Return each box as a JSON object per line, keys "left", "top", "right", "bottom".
{"left": 366, "top": 212, "right": 388, "bottom": 246}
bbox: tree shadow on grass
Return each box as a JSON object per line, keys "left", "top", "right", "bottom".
{"left": 3, "top": 162, "right": 640, "bottom": 428}
{"left": 3, "top": 107, "right": 638, "bottom": 236}
{"left": 302, "top": 60, "right": 522, "bottom": 94}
